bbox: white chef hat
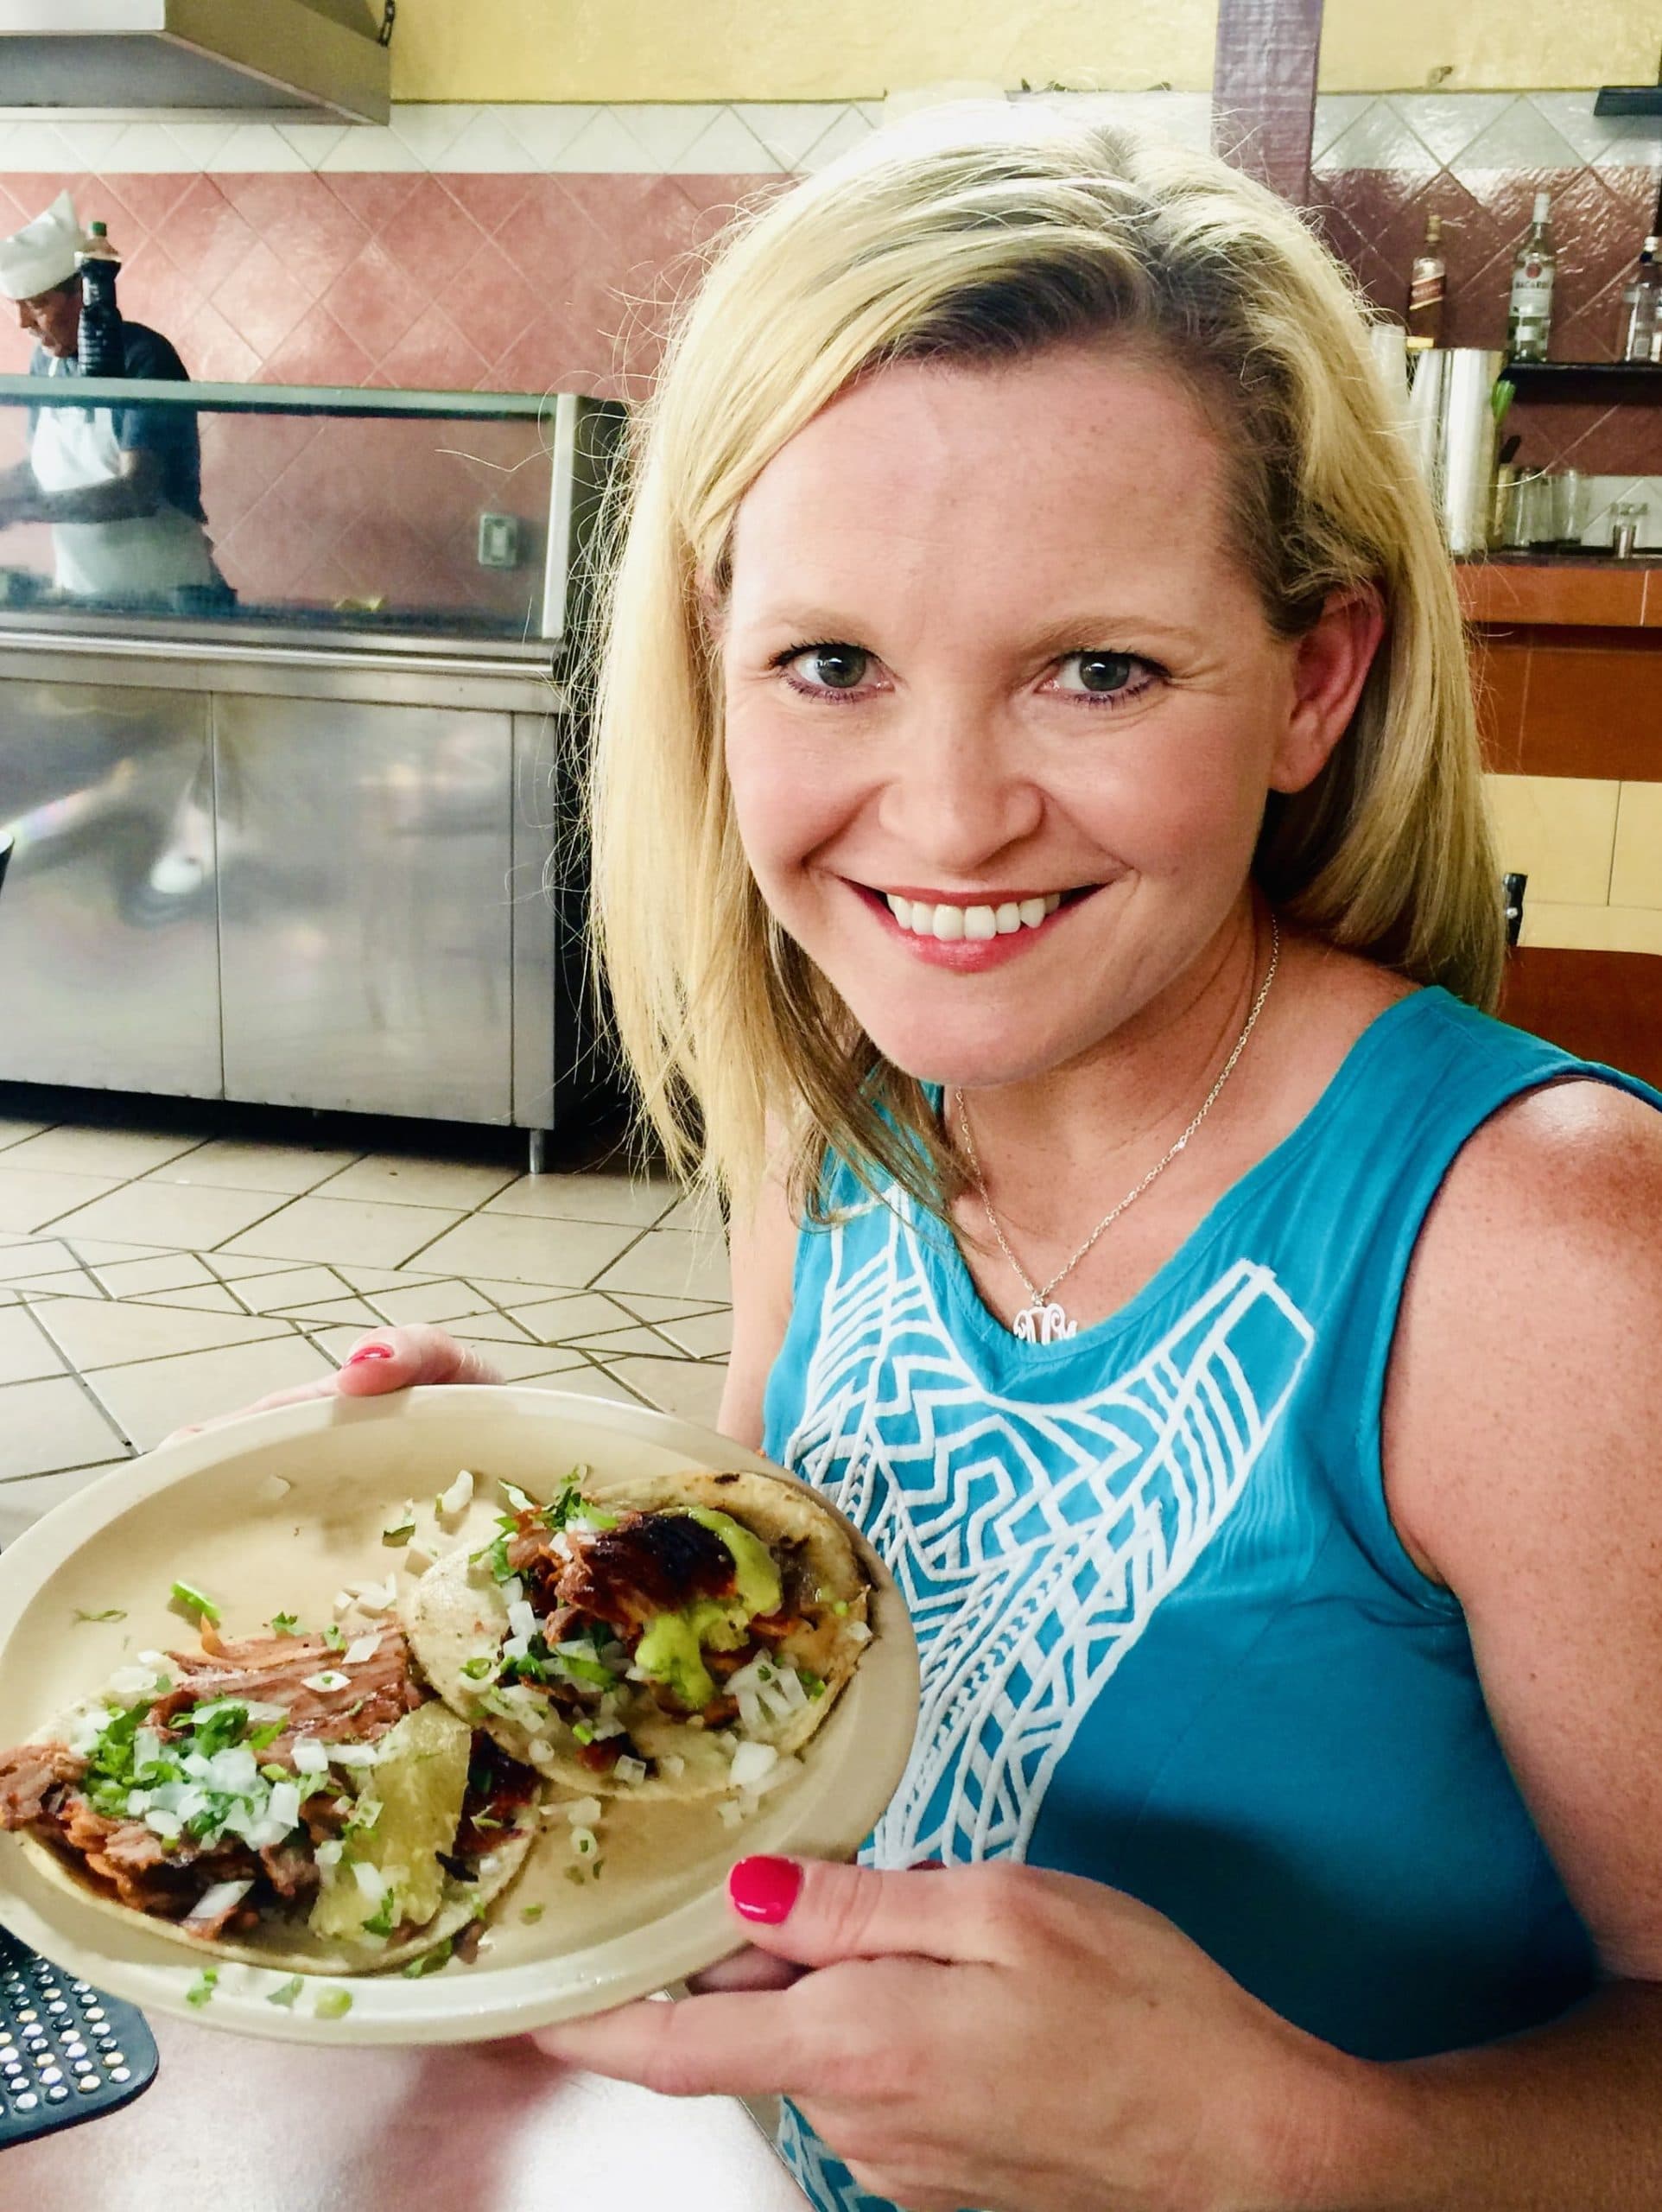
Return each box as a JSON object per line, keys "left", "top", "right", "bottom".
{"left": 0, "top": 190, "right": 87, "bottom": 302}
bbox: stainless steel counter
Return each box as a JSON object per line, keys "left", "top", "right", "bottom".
{"left": 4, "top": 2011, "right": 810, "bottom": 2211}
{"left": 0, "top": 627, "right": 606, "bottom": 1144}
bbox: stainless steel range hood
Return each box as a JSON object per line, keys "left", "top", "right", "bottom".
{"left": 0, "top": 0, "right": 391, "bottom": 124}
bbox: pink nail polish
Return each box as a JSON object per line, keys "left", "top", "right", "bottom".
{"left": 346, "top": 1344, "right": 395, "bottom": 1365}
{"left": 727, "top": 1855, "right": 802, "bottom": 1925}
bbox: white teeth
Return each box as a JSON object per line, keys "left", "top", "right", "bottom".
{"left": 882, "top": 891, "right": 1073, "bottom": 938}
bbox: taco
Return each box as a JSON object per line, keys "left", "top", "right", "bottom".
{"left": 405, "top": 1468, "right": 873, "bottom": 1801}
{"left": 0, "top": 1617, "right": 540, "bottom": 1972}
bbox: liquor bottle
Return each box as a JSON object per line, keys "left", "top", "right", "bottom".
{"left": 1616, "top": 235, "right": 1662, "bottom": 365}
{"left": 1506, "top": 193, "right": 1555, "bottom": 363}
{"left": 74, "top": 220, "right": 124, "bottom": 379}
{"left": 1405, "top": 214, "right": 1446, "bottom": 353}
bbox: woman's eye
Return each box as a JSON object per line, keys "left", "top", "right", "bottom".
{"left": 1052, "top": 651, "right": 1144, "bottom": 698}
{"left": 784, "top": 644, "right": 870, "bottom": 691}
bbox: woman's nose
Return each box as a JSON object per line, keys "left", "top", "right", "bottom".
{"left": 876, "top": 707, "right": 1044, "bottom": 871}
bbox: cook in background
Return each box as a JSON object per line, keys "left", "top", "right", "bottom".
{"left": 0, "top": 191, "right": 232, "bottom": 609}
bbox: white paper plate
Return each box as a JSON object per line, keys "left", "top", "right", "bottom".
{"left": 0, "top": 1386, "right": 919, "bottom": 2045}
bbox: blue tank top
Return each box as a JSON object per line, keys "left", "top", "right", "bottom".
{"left": 761, "top": 988, "right": 1661, "bottom": 2212}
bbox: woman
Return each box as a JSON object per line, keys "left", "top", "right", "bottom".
{"left": 204, "top": 109, "right": 1662, "bottom": 2210}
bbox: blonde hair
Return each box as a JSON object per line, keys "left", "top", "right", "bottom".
{"left": 587, "top": 104, "right": 1502, "bottom": 1220}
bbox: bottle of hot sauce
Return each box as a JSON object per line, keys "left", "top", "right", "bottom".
{"left": 75, "top": 219, "right": 124, "bottom": 378}
{"left": 1405, "top": 214, "right": 1446, "bottom": 354}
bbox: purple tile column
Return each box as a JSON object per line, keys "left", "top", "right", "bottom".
{"left": 1212, "top": 0, "right": 1324, "bottom": 202}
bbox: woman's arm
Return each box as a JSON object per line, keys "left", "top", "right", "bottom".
{"left": 1323, "top": 1076, "right": 1662, "bottom": 2209}
{"left": 716, "top": 1135, "right": 800, "bottom": 1450}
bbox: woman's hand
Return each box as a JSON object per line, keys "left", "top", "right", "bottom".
{"left": 159, "top": 1325, "right": 505, "bottom": 1445}
{"left": 533, "top": 1857, "right": 1375, "bottom": 2212}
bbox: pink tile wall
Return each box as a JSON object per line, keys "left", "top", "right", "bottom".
{"left": 0, "top": 169, "right": 777, "bottom": 615}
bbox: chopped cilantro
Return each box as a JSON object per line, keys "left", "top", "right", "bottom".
{"left": 247, "top": 1719, "right": 285, "bottom": 1752}
{"left": 185, "top": 1967, "right": 219, "bottom": 2009}
{"left": 381, "top": 1518, "right": 416, "bottom": 1548}
{"left": 323, "top": 1624, "right": 346, "bottom": 1652}
{"left": 270, "top": 1611, "right": 299, "bottom": 1636}
{"left": 170, "top": 1580, "right": 220, "bottom": 1626}
{"left": 519, "top": 1904, "right": 544, "bottom": 1924}
{"left": 797, "top": 1669, "right": 826, "bottom": 1700}
{"left": 402, "top": 1942, "right": 453, "bottom": 1979}
{"left": 564, "top": 1865, "right": 587, "bottom": 1887}
{"left": 71, "top": 1606, "right": 126, "bottom": 1624}
{"left": 313, "top": 1986, "right": 353, "bottom": 2019}
{"left": 363, "top": 1887, "right": 399, "bottom": 1939}
{"left": 569, "top": 1720, "right": 594, "bottom": 1745}
{"left": 187, "top": 1701, "right": 251, "bottom": 1758}
{"left": 260, "top": 1764, "right": 289, "bottom": 1783}
{"left": 265, "top": 1977, "right": 304, "bottom": 2009}
{"left": 459, "top": 1656, "right": 495, "bottom": 1681}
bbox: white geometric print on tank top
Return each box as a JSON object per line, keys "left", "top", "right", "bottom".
{"left": 780, "top": 1185, "right": 1316, "bottom": 1868}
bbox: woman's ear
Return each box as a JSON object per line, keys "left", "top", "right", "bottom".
{"left": 1268, "top": 582, "right": 1387, "bottom": 795}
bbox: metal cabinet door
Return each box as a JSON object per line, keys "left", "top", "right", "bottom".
{"left": 0, "top": 677, "right": 221, "bottom": 1096}
{"left": 216, "top": 695, "right": 514, "bottom": 1122}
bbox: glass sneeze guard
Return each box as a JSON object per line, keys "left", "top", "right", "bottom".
{"left": 0, "top": 374, "right": 619, "bottom": 660}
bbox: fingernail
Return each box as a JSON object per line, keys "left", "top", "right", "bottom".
{"left": 727, "top": 1855, "right": 802, "bottom": 1925}
{"left": 346, "top": 1344, "right": 395, "bottom": 1365}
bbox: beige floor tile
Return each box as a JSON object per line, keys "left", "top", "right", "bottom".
{"left": 0, "top": 1375, "right": 127, "bottom": 1478}
{"left": 30, "top": 1297, "right": 293, "bottom": 1373}
{"left": 657, "top": 1190, "right": 725, "bottom": 1234}
{"left": 55, "top": 1240, "right": 169, "bottom": 1265}
{"left": 0, "top": 1306, "right": 67, "bottom": 1384}
{"left": 226, "top": 1265, "right": 356, "bottom": 1314}
{"left": 610, "top": 1291, "right": 732, "bottom": 1325}
{"left": 309, "top": 1156, "right": 521, "bottom": 1209}
{"left": 577, "top": 1325, "right": 692, "bottom": 1358}
{"left": 449, "top": 1338, "right": 594, "bottom": 1382}
{"left": 595, "top": 1357, "right": 728, "bottom": 1424}
{"left": 532, "top": 1362, "right": 652, "bottom": 1408}
{"left": 140, "top": 1140, "right": 362, "bottom": 1195}
{"left": 333, "top": 1262, "right": 444, "bottom": 1293}
{"left": 219, "top": 1197, "right": 465, "bottom": 1270}
{"left": 87, "top": 1252, "right": 218, "bottom": 1298}
{"left": 0, "top": 1118, "right": 51, "bottom": 1153}
{"left": 404, "top": 1212, "right": 638, "bottom": 1288}
{"left": 46, "top": 1180, "right": 289, "bottom": 1251}
{"left": 0, "top": 1167, "right": 124, "bottom": 1235}
{"left": 0, "top": 1127, "right": 205, "bottom": 1179}
{"left": 134, "top": 1283, "right": 249, "bottom": 1314}
{"left": 592, "top": 1230, "right": 731, "bottom": 1305}
{"left": 12, "top": 1268, "right": 105, "bottom": 1300}
{"left": 484, "top": 1172, "right": 676, "bottom": 1227}
{"left": 364, "top": 1278, "right": 498, "bottom": 1326}
{"left": 656, "top": 1308, "right": 734, "bottom": 1359}
{"left": 207, "top": 1253, "right": 327, "bottom": 1283}
{"left": 502, "top": 1291, "right": 636, "bottom": 1344}
{"left": 85, "top": 1335, "right": 335, "bottom": 1452}
{"left": 0, "top": 1239, "right": 74, "bottom": 1280}
{"left": 0, "top": 1460, "right": 133, "bottom": 1543}
{"left": 281, "top": 1296, "right": 384, "bottom": 1326}
{"left": 432, "top": 1306, "right": 535, "bottom": 1344}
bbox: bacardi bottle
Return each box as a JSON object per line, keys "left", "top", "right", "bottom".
{"left": 1507, "top": 193, "right": 1555, "bottom": 363}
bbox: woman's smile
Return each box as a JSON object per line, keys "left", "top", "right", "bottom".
{"left": 846, "top": 876, "right": 1103, "bottom": 971}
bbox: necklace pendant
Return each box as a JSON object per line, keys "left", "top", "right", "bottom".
{"left": 1012, "top": 1300, "right": 1077, "bottom": 1345}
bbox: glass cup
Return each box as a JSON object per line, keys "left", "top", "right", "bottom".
{"left": 1609, "top": 500, "right": 1648, "bottom": 557}
{"left": 1554, "top": 469, "right": 1588, "bottom": 544}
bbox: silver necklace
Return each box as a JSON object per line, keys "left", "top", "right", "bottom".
{"left": 954, "top": 912, "right": 1281, "bottom": 1344}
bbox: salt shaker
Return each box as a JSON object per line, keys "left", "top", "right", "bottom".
{"left": 1608, "top": 500, "right": 1646, "bottom": 558}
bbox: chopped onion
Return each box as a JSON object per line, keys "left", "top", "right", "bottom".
{"left": 502, "top": 1575, "right": 524, "bottom": 1606}
{"left": 143, "top": 1807, "right": 182, "bottom": 1840}
{"left": 844, "top": 1620, "right": 872, "bottom": 1645}
{"left": 506, "top": 1600, "right": 536, "bottom": 1642}
{"left": 254, "top": 1475, "right": 292, "bottom": 1505}
{"left": 729, "top": 1742, "right": 779, "bottom": 1789}
{"left": 735, "top": 1689, "right": 764, "bottom": 1732}
{"left": 570, "top": 1827, "right": 598, "bottom": 1858}
{"left": 563, "top": 1796, "right": 604, "bottom": 1827}
{"left": 326, "top": 1741, "right": 378, "bottom": 1769}
{"left": 267, "top": 1782, "right": 301, "bottom": 1831}
{"left": 498, "top": 1479, "right": 536, "bottom": 1514}
{"left": 184, "top": 1878, "right": 253, "bottom": 1927}
{"left": 292, "top": 1738, "right": 328, "bottom": 1777}
{"left": 501, "top": 1635, "right": 530, "bottom": 1661}
{"left": 659, "top": 1755, "right": 686, "bottom": 1779}
{"left": 436, "top": 1469, "right": 475, "bottom": 1517}
{"left": 353, "top": 1861, "right": 387, "bottom": 1901}
{"left": 612, "top": 1756, "right": 647, "bottom": 1787}
{"left": 302, "top": 1671, "right": 350, "bottom": 1694}
{"left": 526, "top": 1742, "right": 555, "bottom": 1770}
{"left": 315, "top": 1839, "right": 344, "bottom": 1868}
{"left": 343, "top": 1633, "right": 382, "bottom": 1667}
{"left": 716, "top": 1801, "right": 745, "bottom": 1827}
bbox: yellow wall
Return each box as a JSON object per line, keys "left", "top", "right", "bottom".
{"left": 389, "top": 0, "right": 1659, "bottom": 103}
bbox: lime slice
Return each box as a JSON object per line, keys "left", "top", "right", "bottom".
{"left": 309, "top": 1702, "right": 471, "bottom": 1942}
